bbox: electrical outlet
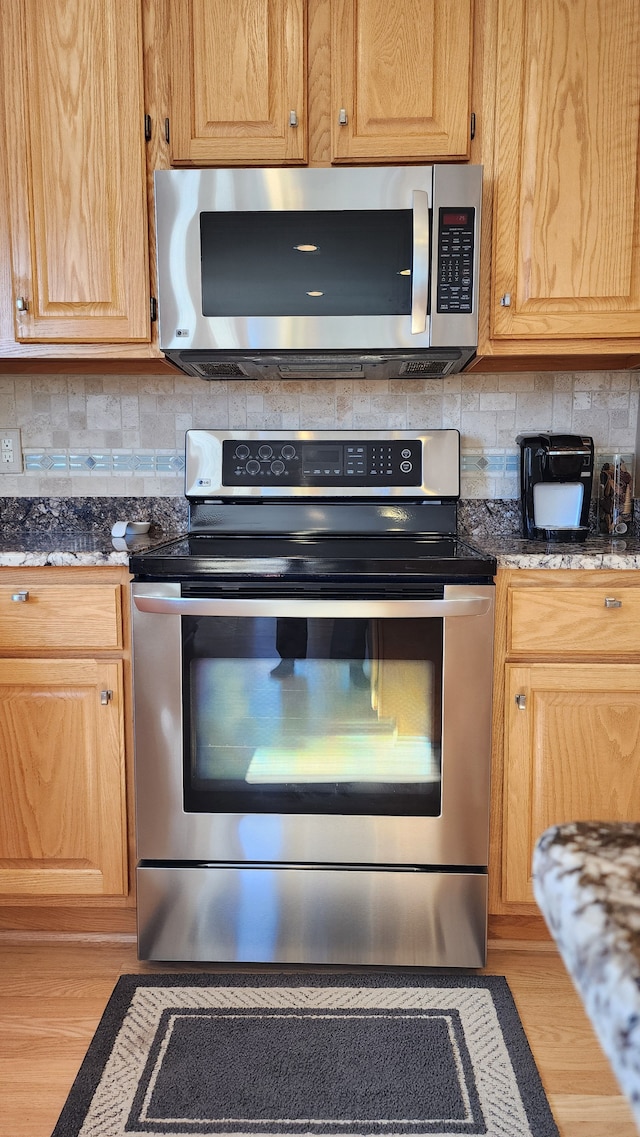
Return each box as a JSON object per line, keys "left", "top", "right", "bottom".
{"left": 0, "top": 428, "right": 22, "bottom": 473}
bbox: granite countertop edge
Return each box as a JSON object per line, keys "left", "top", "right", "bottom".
{"left": 0, "top": 549, "right": 133, "bottom": 567}
{"left": 4, "top": 550, "right": 640, "bottom": 570}
{"left": 533, "top": 821, "right": 640, "bottom": 1128}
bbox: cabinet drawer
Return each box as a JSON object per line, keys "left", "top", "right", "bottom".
{"left": 509, "top": 586, "right": 640, "bottom": 655}
{"left": 0, "top": 584, "right": 122, "bottom": 650}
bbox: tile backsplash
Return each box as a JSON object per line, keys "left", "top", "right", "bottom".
{"left": 0, "top": 369, "right": 637, "bottom": 498}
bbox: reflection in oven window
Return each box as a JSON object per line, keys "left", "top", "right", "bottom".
{"left": 183, "top": 615, "right": 442, "bottom": 816}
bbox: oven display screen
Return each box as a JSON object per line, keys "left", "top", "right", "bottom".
{"left": 222, "top": 439, "right": 422, "bottom": 487}
{"left": 302, "top": 445, "right": 342, "bottom": 475}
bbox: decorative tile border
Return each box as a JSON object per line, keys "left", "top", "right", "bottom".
{"left": 23, "top": 450, "right": 185, "bottom": 476}
{"left": 16, "top": 448, "right": 636, "bottom": 504}
{"left": 461, "top": 449, "right": 635, "bottom": 481}
{"left": 460, "top": 450, "right": 520, "bottom": 475}
{"left": 24, "top": 447, "right": 517, "bottom": 479}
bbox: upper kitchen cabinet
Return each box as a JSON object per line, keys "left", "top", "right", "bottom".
{"left": 167, "top": 0, "right": 307, "bottom": 165}
{"left": 0, "top": 0, "right": 151, "bottom": 345}
{"left": 163, "top": 0, "right": 474, "bottom": 167}
{"left": 330, "top": 0, "right": 473, "bottom": 163}
{"left": 480, "top": 0, "right": 640, "bottom": 364}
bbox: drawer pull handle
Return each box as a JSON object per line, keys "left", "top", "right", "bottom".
{"left": 11, "top": 590, "right": 29, "bottom": 602}
{"left": 515, "top": 694, "right": 527, "bottom": 710}
{"left": 604, "top": 597, "right": 622, "bottom": 608}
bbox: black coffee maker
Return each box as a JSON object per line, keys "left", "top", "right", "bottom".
{"left": 516, "top": 433, "right": 594, "bottom": 541}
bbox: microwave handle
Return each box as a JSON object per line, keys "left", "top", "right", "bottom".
{"left": 411, "top": 189, "right": 430, "bottom": 334}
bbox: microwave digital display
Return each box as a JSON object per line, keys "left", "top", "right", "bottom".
{"left": 200, "top": 210, "right": 413, "bottom": 318}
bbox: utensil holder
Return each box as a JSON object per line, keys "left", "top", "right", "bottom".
{"left": 598, "top": 455, "right": 634, "bottom": 535}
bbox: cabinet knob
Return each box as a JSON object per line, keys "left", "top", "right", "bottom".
{"left": 515, "top": 693, "right": 527, "bottom": 709}
{"left": 289, "top": 110, "right": 298, "bottom": 127}
{"left": 604, "top": 597, "right": 622, "bottom": 608}
{"left": 338, "top": 108, "right": 348, "bottom": 125}
{"left": 11, "top": 590, "right": 29, "bottom": 602}
{"left": 15, "top": 297, "right": 29, "bottom": 312}
{"left": 500, "top": 293, "right": 511, "bottom": 307}
{"left": 100, "top": 689, "right": 113, "bottom": 705}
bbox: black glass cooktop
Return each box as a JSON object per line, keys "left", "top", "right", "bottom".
{"left": 129, "top": 534, "right": 496, "bottom": 584}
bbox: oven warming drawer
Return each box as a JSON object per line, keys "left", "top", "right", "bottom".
{"left": 136, "top": 865, "right": 488, "bottom": 967}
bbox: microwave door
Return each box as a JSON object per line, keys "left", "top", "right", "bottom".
{"left": 411, "top": 190, "right": 430, "bottom": 334}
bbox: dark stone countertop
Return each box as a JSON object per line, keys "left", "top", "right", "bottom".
{"left": 0, "top": 497, "right": 187, "bottom": 566}
{"left": 1, "top": 496, "right": 640, "bottom": 568}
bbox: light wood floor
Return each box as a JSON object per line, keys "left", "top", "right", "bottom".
{"left": 0, "top": 936, "right": 636, "bottom": 1137}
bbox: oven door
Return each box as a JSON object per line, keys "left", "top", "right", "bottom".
{"left": 131, "top": 583, "right": 494, "bottom": 869}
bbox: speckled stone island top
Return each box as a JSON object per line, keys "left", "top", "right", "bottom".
{"left": 533, "top": 822, "right": 640, "bottom": 1129}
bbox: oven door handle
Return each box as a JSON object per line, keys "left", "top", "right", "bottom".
{"left": 132, "top": 595, "right": 492, "bottom": 618}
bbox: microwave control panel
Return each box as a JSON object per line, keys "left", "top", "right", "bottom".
{"left": 436, "top": 208, "right": 475, "bottom": 315}
{"left": 222, "top": 439, "right": 422, "bottom": 488}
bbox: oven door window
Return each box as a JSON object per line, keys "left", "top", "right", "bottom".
{"left": 183, "top": 615, "right": 442, "bottom": 816}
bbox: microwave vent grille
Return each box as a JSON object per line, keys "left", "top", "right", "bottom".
{"left": 164, "top": 349, "right": 474, "bottom": 380}
{"left": 194, "top": 362, "right": 249, "bottom": 378}
{"left": 400, "top": 359, "right": 455, "bottom": 377}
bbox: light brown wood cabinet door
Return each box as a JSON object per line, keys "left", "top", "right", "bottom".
{"left": 168, "top": 0, "right": 307, "bottom": 165}
{"left": 0, "top": 659, "right": 127, "bottom": 897}
{"left": 1, "top": 0, "right": 150, "bottom": 343}
{"left": 504, "top": 663, "right": 640, "bottom": 905}
{"left": 491, "top": 0, "right": 640, "bottom": 341}
{"left": 330, "top": 0, "right": 473, "bottom": 162}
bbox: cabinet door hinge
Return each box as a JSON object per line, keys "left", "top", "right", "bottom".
{"left": 150, "top": 297, "right": 157, "bottom": 323}
{"left": 470, "top": 112, "right": 476, "bottom": 140}
{"left": 144, "top": 113, "right": 152, "bottom": 142}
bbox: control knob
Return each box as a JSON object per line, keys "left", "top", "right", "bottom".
{"left": 271, "top": 459, "right": 285, "bottom": 475}
{"left": 258, "top": 444, "right": 273, "bottom": 460}
{"left": 246, "top": 459, "right": 261, "bottom": 475}
{"left": 281, "top": 444, "right": 296, "bottom": 459}
{"left": 235, "top": 443, "right": 250, "bottom": 460}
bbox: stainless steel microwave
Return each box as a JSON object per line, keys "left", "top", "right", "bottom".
{"left": 154, "top": 165, "right": 482, "bottom": 380}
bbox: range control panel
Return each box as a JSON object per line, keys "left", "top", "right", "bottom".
{"left": 185, "top": 429, "right": 461, "bottom": 499}
{"left": 221, "top": 438, "right": 422, "bottom": 487}
{"left": 436, "top": 207, "right": 475, "bottom": 315}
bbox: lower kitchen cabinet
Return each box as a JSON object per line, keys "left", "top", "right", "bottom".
{"left": 0, "top": 657, "right": 127, "bottom": 897}
{"left": 491, "top": 569, "right": 640, "bottom": 914}
{"left": 503, "top": 661, "right": 640, "bottom": 905}
{"left": 0, "top": 568, "right": 134, "bottom": 922}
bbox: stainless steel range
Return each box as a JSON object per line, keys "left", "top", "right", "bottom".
{"left": 129, "top": 429, "right": 496, "bottom": 967}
